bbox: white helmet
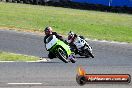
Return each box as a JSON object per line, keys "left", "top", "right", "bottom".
{"left": 68, "top": 31, "right": 74, "bottom": 36}
{"left": 68, "top": 31, "right": 75, "bottom": 40}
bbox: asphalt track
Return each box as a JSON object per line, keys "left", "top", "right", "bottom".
{"left": 0, "top": 29, "right": 132, "bottom": 88}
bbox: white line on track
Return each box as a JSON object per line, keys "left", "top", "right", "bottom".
{"left": 7, "top": 83, "right": 43, "bottom": 85}
{"left": 0, "top": 61, "right": 15, "bottom": 63}
{"left": 0, "top": 58, "right": 51, "bottom": 63}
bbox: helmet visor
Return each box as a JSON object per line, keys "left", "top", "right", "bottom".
{"left": 45, "top": 31, "right": 50, "bottom": 35}
{"left": 68, "top": 35, "right": 73, "bottom": 40}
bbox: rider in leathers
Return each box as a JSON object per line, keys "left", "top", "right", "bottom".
{"left": 67, "top": 31, "right": 85, "bottom": 54}
{"left": 44, "top": 27, "right": 75, "bottom": 60}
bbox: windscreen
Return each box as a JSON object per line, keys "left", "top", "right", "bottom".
{"left": 46, "top": 35, "right": 53, "bottom": 44}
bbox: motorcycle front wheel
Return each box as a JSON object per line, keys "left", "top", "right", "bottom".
{"left": 85, "top": 49, "right": 94, "bottom": 58}
{"left": 57, "top": 47, "right": 69, "bottom": 63}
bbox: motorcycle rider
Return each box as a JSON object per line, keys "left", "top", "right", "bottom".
{"left": 67, "top": 31, "right": 85, "bottom": 53}
{"left": 44, "top": 27, "right": 75, "bottom": 60}
{"left": 44, "top": 27, "right": 64, "bottom": 44}
{"left": 67, "top": 31, "right": 85, "bottom": 44}
{"left": 67, "top": 31, "right": 94, "bottom": 58}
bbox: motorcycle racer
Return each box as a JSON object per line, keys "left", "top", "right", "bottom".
{"left": 44, "top": 27, "right": 75, "bottom": 61}
{"left": 44, "top": 27, "right": 64, "bottom": 44}
{"left": 67, "top": 31, "right": 85, "bottom": 45}
{"left": 67, "top": 31, "right": 94, "bottom": 58}
{"left": 67, "top": 31, "right": 84, "bottom": 52}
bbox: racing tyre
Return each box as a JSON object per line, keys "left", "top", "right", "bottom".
{"left": 57, "top": 47, "right": 69, "bottom": 63}
{"left": 85, "top": 49, "right": 94, "bottom": 58}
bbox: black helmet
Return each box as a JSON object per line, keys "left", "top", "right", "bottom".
{"left": 44, "top": 27, "right": 53, "bottom": 35}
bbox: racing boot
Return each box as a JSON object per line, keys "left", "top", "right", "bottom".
{"left": 68, "top": 54, "right": 76, "bottom": 63}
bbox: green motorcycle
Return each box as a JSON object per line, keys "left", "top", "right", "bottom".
{"left": 45, "top": 35, "right": 76, "bottom": 63}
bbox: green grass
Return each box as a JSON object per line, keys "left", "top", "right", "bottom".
{"left": 0, "top": 51, "right": 39, "bottom": 61}
{"left": 0, "top": 2, "right": 132, "bottom": 42}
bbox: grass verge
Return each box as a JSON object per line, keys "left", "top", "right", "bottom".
{"left": 0, "top": 51, "right": 39, "bottom": 61}
{"left": 0, "top": 2, "right": 132, "bottom": 42}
